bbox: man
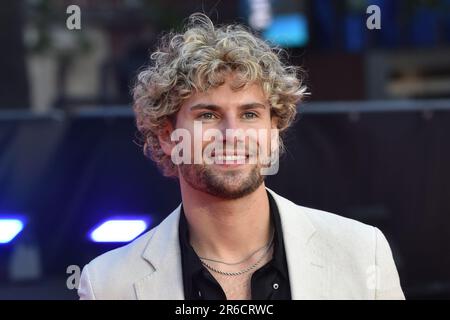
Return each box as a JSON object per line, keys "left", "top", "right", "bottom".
{"left": 78, "top": 13, "right": 404, "bottom": 300}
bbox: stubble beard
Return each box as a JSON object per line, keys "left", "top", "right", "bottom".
{"left": 179, "top": 163, "right": 265, "bottom": 200}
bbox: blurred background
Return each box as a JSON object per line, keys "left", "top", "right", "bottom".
{"left": 0, "top": 0, "right": 449, "bottom": 299}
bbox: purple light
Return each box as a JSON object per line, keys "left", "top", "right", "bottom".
{"left": 89, "top": 216, "right": 150, "bottom": 243}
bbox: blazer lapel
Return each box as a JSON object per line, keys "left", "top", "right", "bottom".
{"left": 267, "top": 188, "right": 330, "bottom": 299}
{"left": 134, "top": 204, "right": 185, "bottom": 300}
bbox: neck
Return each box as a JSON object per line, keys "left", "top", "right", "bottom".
{"left": 179, "top": 178, "right": 272, "bottom": 262}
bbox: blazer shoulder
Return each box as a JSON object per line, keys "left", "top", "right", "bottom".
{"left": 78, "top": 204, "right": 182, "bottom": 299}
{"left": 89, "top": 226, "right": 156, "bottom": 270}
{"left": 79, "top": 226, "right": 157, "bottom": 299}
{"left": 269, "top": 188, "right": 376, "bottom": 247}
{"left": 301, "top": 205, "right": 375, "bottom": 238}
{"left": 295, "top": 203, "right": 378, "bottom": 260}
{"left": 300, "top": 205, "right": 404, "bottom": 299}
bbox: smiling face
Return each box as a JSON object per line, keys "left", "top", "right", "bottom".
{"left": 160, "top": 74, "right": 278, "bottom": 199}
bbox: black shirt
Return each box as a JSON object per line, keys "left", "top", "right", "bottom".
{"left": 178, "top": 191, "right": 292, "bottom": 300}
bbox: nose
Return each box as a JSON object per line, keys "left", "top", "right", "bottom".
{"left": 219, "top": 113, "right": 240, "bottom": 133}
{"left": 218, "top": 113, "right": 245, "bottom": 151}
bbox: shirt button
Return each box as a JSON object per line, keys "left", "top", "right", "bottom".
{"left": 273, "top": 283, "right": 279, "bottom": 290}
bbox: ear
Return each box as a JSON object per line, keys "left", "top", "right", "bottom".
{"left": 271, "top": 115, "right": 279, "bottom": 130}
{"left": 158, "top": 120, "right": 175, "bottom": 157}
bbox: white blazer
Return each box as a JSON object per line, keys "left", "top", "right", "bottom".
{"left": 78, "top": 188, "right": 405, "bottom": 300}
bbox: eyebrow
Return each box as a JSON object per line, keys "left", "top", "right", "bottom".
{"left": 189, "top": 103, "right": 267, "bottom": 112}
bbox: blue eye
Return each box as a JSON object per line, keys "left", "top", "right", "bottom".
{"left": 198, "top": 112, "right": 217, "bottom": 120}
{"left": 243, "top": 112, "right": 258, "bottom": 119}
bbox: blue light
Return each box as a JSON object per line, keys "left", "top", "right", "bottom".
{"left": 89, "top": 217, "right": 150, "bottom": 243}
{"left": 263, "top": 13, "right": 309, "bottom": 47}
{"left": 0, "top": 218, "right": 25, "bottom": 244}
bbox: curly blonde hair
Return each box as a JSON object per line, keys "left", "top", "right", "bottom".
{"left": 133, "top": 13, "right": 307, "bottom": 177}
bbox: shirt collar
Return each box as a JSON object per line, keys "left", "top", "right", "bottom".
{"left": 178, "top": 204, "right": 204, "bottom": 295}
{"left": 267, "top": 190, "right": 290, "bottom": 280}
{"left": 178, "top": 190, "right": 290, "bottom": 291}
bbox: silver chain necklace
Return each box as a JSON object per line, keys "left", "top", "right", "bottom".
{"left": 198, "top": 229, "right": 275, "bottom": 266}
{"left": 200, "top": 230, "right": 275, "bottom": 276}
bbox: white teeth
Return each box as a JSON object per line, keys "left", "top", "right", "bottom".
{"left": 214, "top": 155, "right": 246, "bottom": 162}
